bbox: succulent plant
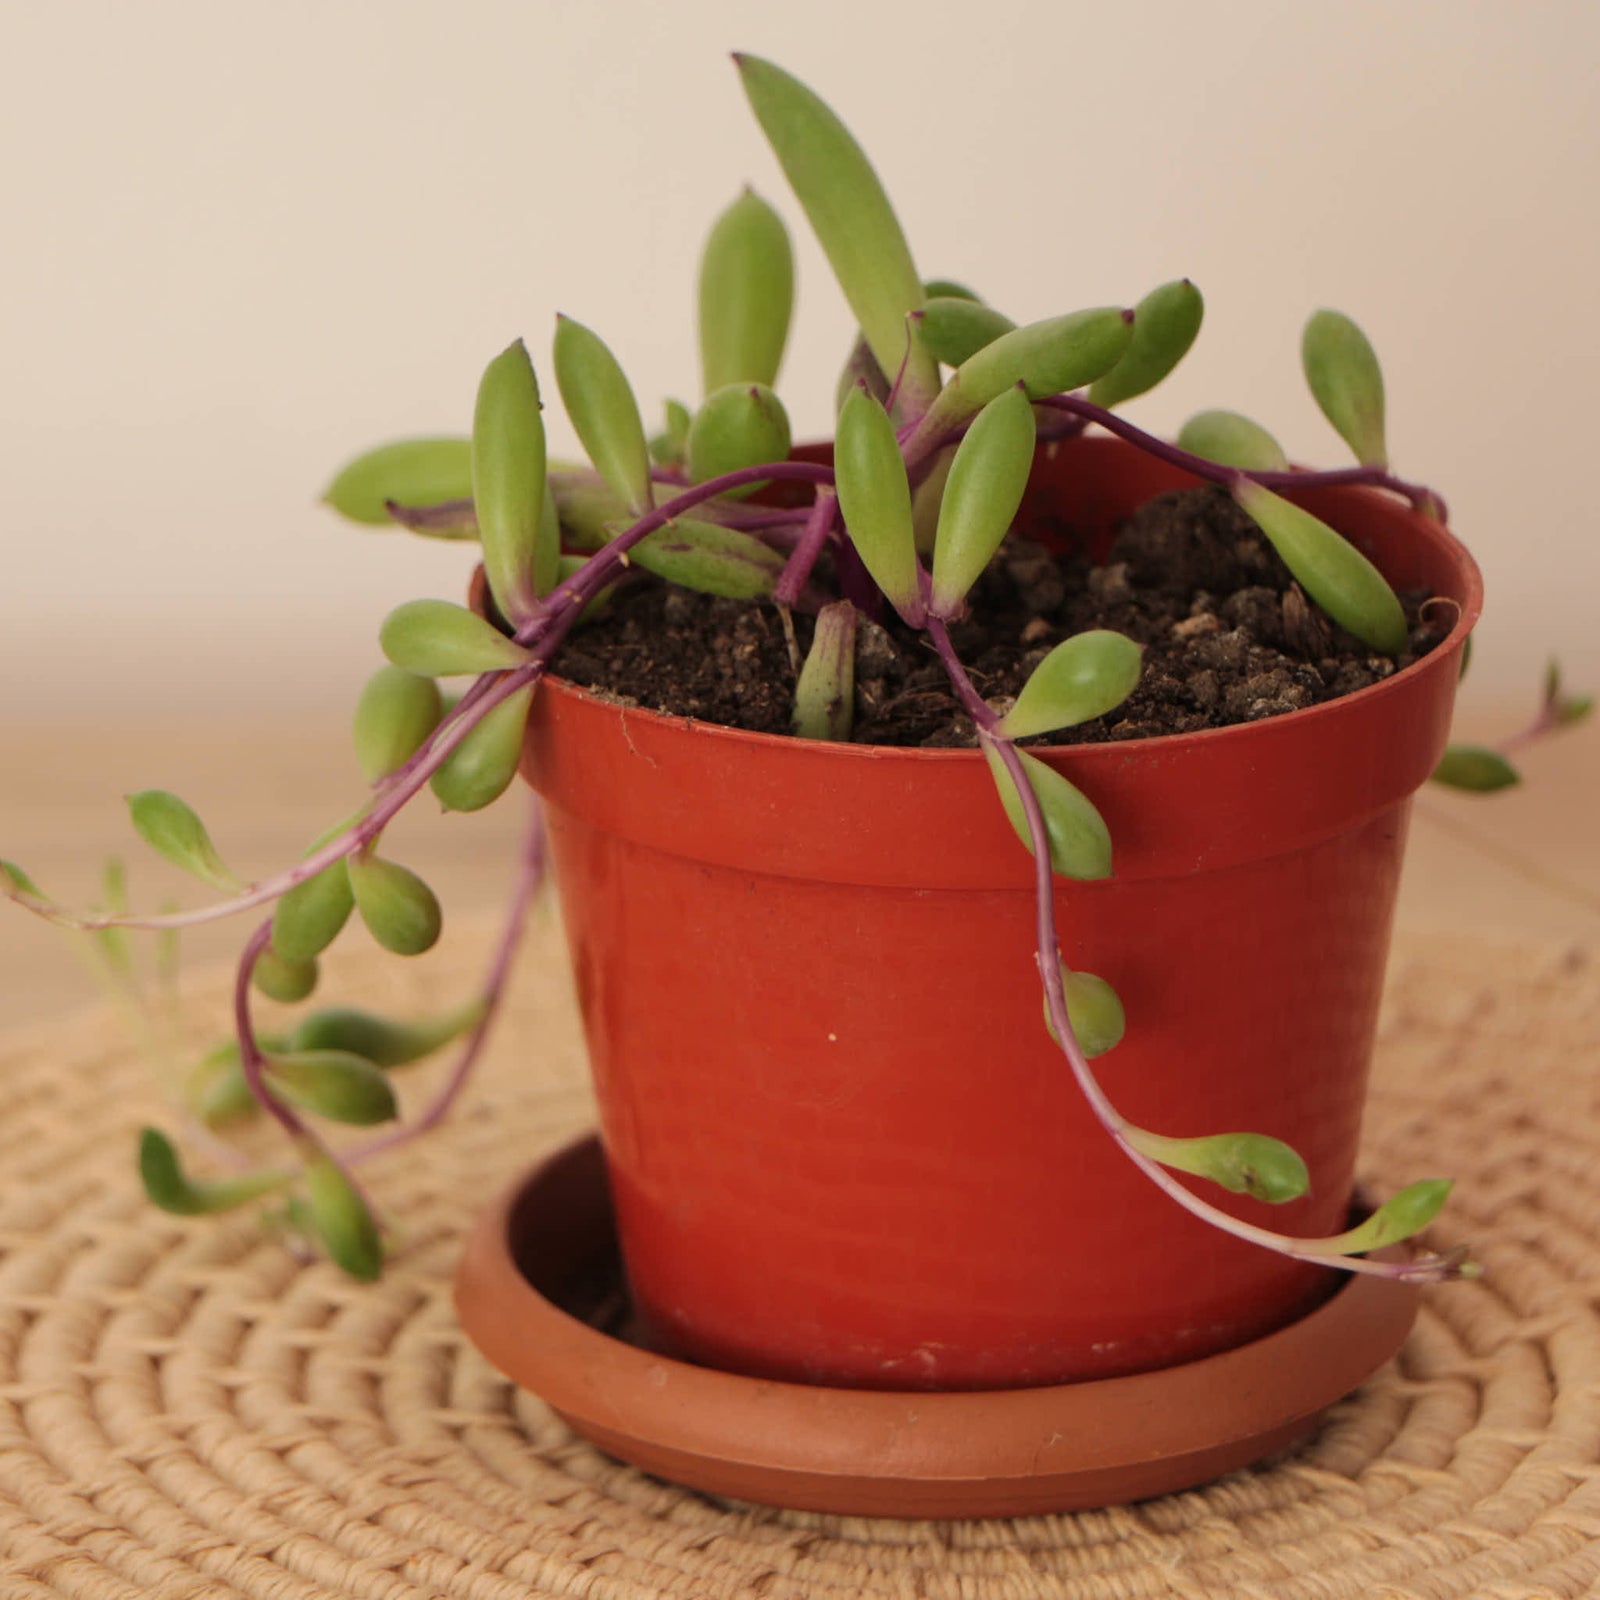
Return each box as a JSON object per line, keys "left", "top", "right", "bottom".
{"left": 4, "top": 54, "right": 1586, "bottom": 1284}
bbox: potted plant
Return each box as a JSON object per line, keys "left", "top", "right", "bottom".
{"left": 3, "top": 54, "right": 1586, "bottom": 1515}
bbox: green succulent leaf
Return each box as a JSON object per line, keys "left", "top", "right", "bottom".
{"left": 287, "top": 999, "right": 483, "bottom": 1068}
{"left": 1126, "top": 1127, "right": 1311, "bottom": 1204}
{"left": 698, "top": 188, "right": 795, "bottom": 394}
{"left": 792, "top": 600, "right": 857, "bottom": 742}
{"left": 352, "top": 666, "right": 443, "bottom": 784}
{"left": 921, "top": 278, "right": 980, "bottom": 302}
{"left": 928, "top": 307, "right": 1135, "bottom": 430}
{"left": 251, "top": 945, "right": 320, "bottom": 1004}
{"left": 304, "top": 1153, "right": 384, "bottom": 1280}
{"left": 1088, "top": 279, "right": 1204, "bottom": 408}
{"left": 474, "top": 338, "right": 553, "bottom": 623}
{"left": 916, "top": 297, "right": 1017, "bottom": 368}
{"left": 272, "top": 855, "right": 355, "bottom": 964}
{"left": 1176, "top": 410, "right": 1289, "bottom": 472}
{"left": 983, "top": 744, "right": 1113, "bottom": 880}
{"left": 1305, "top": 1178, "right": 1453, "bottom": 1255}
{"left": 734, "top": 53, "right": 938, "bottom": 409}
{"left": 649, "top": 398, "right": 694, "bottom": 467}
{"left": 931, "top": 386, "right": 1037, "bottom": 615}
{"left": 184, "top": 1037, "right": 288, "bottom": 1129}
{"left": 348, "top": 855, "right": 443, "bottom": 956}
{"left": 0, "top": 859, "right": 43, "bottom": 900}
{"left": 126, "top": 790, "right": 242, "bottom": 892}
{"left": 1302, "top": 309, "right": 1388, "bottom": 468}
{"left": 321, "top": 438, "right": 474, "bottom": 527}
{"left": 686, "top": 382, "right": 793, "bottom": 497}
{"left": 1000, "top": 630, "right": 1143, "bottom": 739}
{"left": 626, "top": 517, "right": 786, "bottom": 600}
{"left": 834, "top": 385, "right": 922, "bottom": 620}
{"left": 138, "top": 1128, "right": 292, "bottom": 1216}
{"left": 1543, "top": 659, "right": 1593, "bottom": 727}
{"left": 1430, "top": 744, "right": 1520, "bottom": 793}
{"left": 264, "top": 1050, "right": 399, "bottom": 1126}
{"left": 379, "top": 599, "right": 532, "bottom": 676}
{"left": 1232, "top": 481, "right": 1407, "bottom": 654}
{"left": 430, "top": 685, "right": 534, "bottom": 813}
{"left": 1043, "top": 964, "right": 1126, "bottom": 1058}
{"left": 552, "top": 314, "right": 653, "bottom": 513}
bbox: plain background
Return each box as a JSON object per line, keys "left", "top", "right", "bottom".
{"left": 2, "top": 0, "right": 1596, "bottom": 721}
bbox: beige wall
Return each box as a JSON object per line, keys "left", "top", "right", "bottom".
{"left": 3, "top": 0, "right": 1596, "bottom": 720}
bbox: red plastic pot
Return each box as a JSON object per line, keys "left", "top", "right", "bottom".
{"left": 518, "top": 435, "right": 1481, "bottom": 1392}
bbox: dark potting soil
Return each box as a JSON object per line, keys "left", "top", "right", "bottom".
{"left": 551, "top": 486, "right": 1450, "bottom": 748}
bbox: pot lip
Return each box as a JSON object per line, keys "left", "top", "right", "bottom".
{"left": 455, "top": 1133, "right": 1421, "bottom": 1504}
{"left": 539, "top": 478, "right": 1483, "bottom": 767}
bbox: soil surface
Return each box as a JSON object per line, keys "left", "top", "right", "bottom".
{"left": 551, "top": 486, "right": 1449, "bottom": 748}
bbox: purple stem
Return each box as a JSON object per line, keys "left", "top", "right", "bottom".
{"left": 925, "top": 615, "right": 1462, "bottom": 1283}
{"left": 774, "top": 491, "right": 839, "bottom": 610}
{"left": 234, "top": 920, "right": 306, "bottom": 1142}
{"left": 1036, "top": 396, "right": 1446, "bottom": 517}
{"left": 518, "top": 461, "right": 836, "bottom": 631}
{"left": 350, "top": 799, "right": 547, "bottom": 1164}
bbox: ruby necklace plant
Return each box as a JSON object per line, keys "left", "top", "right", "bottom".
{"left": 3, "top": 56, "right": 1585, "bottom": 1286}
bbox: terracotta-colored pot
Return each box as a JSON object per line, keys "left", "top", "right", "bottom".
{"left": 515, "top": 435, "right": 1480, "bottom": 1391}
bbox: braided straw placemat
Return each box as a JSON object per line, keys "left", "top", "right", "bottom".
{"left": 1, "top": 918, "right": 1597, "bottom": 1599}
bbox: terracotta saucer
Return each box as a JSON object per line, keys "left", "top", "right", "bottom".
{"left": 454, "top": 1135, "right": 1419, "bottom": 1519}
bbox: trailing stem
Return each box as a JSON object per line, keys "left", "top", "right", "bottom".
{"left": 924, "top": 616, "right": 1465, "bottom": 1283}
{"left": 350, "top": 799, "right": 547, "bottom": 1164}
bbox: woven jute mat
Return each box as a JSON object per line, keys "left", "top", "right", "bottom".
{"left": 1, "top": 917, "right": 1597, "bottom": 1599}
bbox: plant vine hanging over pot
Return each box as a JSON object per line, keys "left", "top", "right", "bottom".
{"left": 4, "top": 52, "right": 1589, "bottom": 1446}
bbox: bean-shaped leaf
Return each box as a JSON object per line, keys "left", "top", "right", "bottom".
{"left": 288, "top": 999, "right": 483, "bottom": 1068}
{"left": 931, "top": 386, "right": 1037, "bottom": 615}
{"left": 304, "top": 1153, "right": 383, "bottom": 1280}
{"left": 272, "top": 857, "right": 354, "bottom": 963}
{"left": 184, "top": 1037, "right": 288, "bottom": 1128}
{"left": 474, "top": 338, "right": 551, "bottom": 624}
{"left": 430, "top": 685, "right": 534, "bottom": 812}
{"left": 983, "top": 744, "right": 1113, "bottom": 880}
{"left": 1126, "top": 1127, "right": 1310, "bottom": 1204}
{"left": 1088, "top": 279, "right": 1204, "bottom": 407}
{"left": 251, "top": 946, "right": 320, "bottom": 1004}
{"left": 352, "top": 666, "right": 442, "bottom": 783}
{"left": 1430, "top": 745, "right": 1520, "bottom": 792}
{"left": 649, "top": 398, "right": 694, "bottom": 467}
{"left": 685, "top": 382, "right": 793, "bottom": 497}
{"left": 792, "top": 601, "right": 857, "bottom": 742}
{"left": 626, "top": 517, "right": 786, "bottom": 599}
{"left": 1232, "top": 481, "right": 1407, "bottom": 654}
{"left": 1303, "top": 309, "right": 1387, "bottom": 468}
{"left": 929, "top": 308, "right": 1135, "bottom": 429}
{"left": 834, "top": 385, "right": 922, "bottom": 620}
{"left": 1000, "top": 630, "right": 1143, "bottom": 739}
{"left": 322, "top": 438, "right": 474, "bottom": 527}
{"left": 379, "top": 599, "right": 532, "bottom": 676}
{"left": 1176, "top": 409, "right": 1289, "bottom": 471}
{"left": 265, "top": 1050, "right": 399, "bottom": 1126}
{"left": 126, "top": 790, "right": 241, "bottom": 891}
{"left": 348, "top": 855, "right": 442, "bottom": 955}
{"left": 735, "top": 54, "right": 938, "bottom": 410}
{"left": 1303, "top": 1178, "right": 1452, "bottom": 1255}
{"left": 916, "top": 297, "right": 1017, "bottom": 367}
{"left": 921, "top": 278, "right": 981, "bottom": 302}
{"left": 1043, "top": 965, "right": 1126, "bottom": 1058}
{"left": 698, "top": 188, "right": 795, "bottom": 394}
{"left": 139, "top": 1128, "right": 292, "bottom": 1216}
{"left": 552, "top": 314, "right": 653, "bottom": 513}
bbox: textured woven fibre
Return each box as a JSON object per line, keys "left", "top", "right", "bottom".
{"left": 1, "top": 921, "right": 1598, "bottom": 1599}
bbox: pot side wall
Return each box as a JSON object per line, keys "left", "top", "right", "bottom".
{"left": 522, "top": 437, "right": 1480, "bottom": 1390}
